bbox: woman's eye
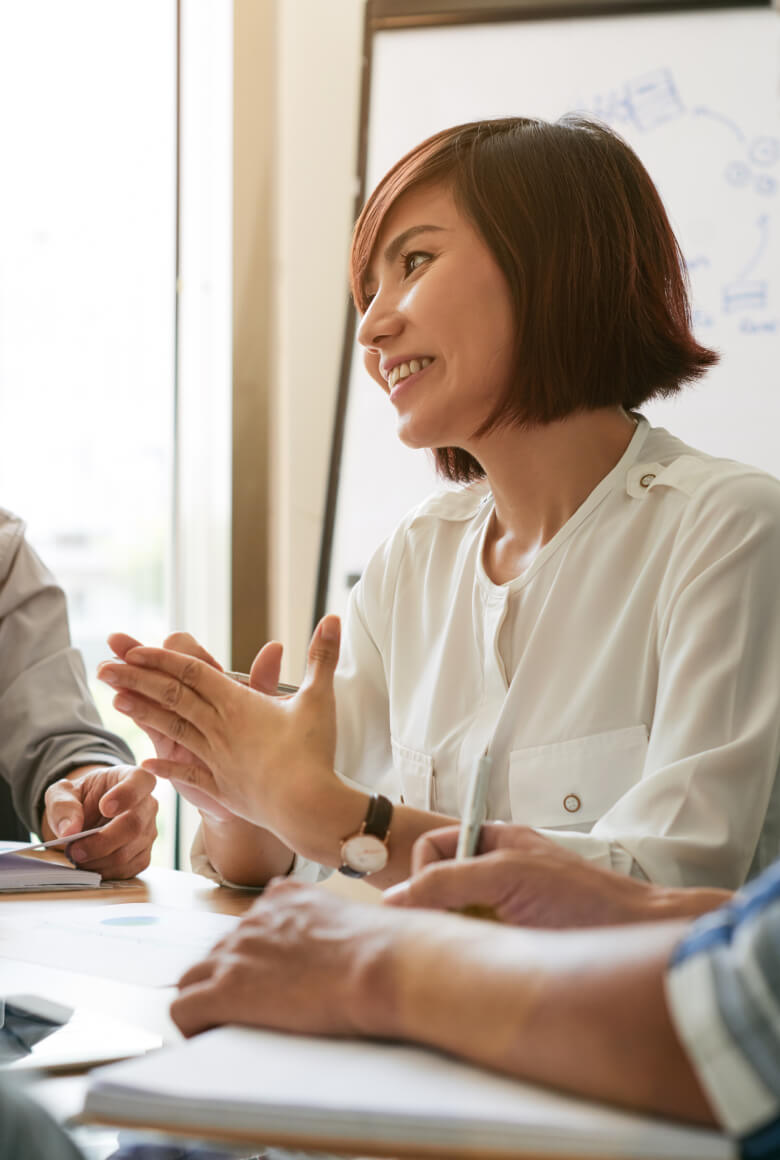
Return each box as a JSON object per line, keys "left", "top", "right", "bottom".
{"left": 403, "top": 251, "right": 431, "bottom": 277}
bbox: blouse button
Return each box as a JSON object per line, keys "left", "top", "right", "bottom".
{"left": 563, "top": 793, "right": 581, "bottom": 813}
{"left": 639, "top": 473, "right": 656, "bottom": 489}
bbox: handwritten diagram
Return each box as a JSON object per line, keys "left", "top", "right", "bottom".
{"left": 573, "top": 68, "right": 778, "bottom": 334}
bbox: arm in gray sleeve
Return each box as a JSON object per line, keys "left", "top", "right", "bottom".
{"left": 0, "top": 511, "right": 134, "bottom": 834}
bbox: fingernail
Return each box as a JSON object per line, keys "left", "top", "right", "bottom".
{"left": 321, "top": 616, "right": 339, "bottom": 641}
{"left": 114, "top": 694, "right": 133, "bottom": 711}
{"left": 100, "top": 669, "right": 119, "bottom": 686}
{"left": 69, "top": 844, "right": 86, "bottom": 862}
{"left": 102, "top": 800, "right": 117, "bottom": 817}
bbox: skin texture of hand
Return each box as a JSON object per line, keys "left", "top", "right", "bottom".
{"left": 171, "top": 880, "right": 412, "bottom": 1038}
{"left": 98, "top": 616, "right": 359, "bottom": 852}
{"left": 41, "top": 763, "right": 158, "bottom": 879}
{"left": 102, "top": 620, "right": 455, "bottom": 887}
{"left": 170, "top": 879, "right": 715, "bottom": 1127}
{"left": 384, "top": 824, "right": 732, "bottom": 927}
{"left": 108, "top": 631, "right": 296, "bottom": 885}
{"left": 108, "top": 631, "right": 236, "bottom": 821}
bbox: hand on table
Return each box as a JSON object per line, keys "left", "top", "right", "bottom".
{"left": 384, "top": 823, "right": 654, "bottom": 928}
{"left": 98, "top": 616, "right": 342, "bottom": 838}
{"left": 42, "top": 763, "right": 158, "bottom": 879}
{"left": 171, "top": 880, "right": 411, "bottom": 1038}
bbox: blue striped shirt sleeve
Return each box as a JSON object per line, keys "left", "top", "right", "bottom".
{"left": 665, "top": 861, "right": 780, "bottom": 1159}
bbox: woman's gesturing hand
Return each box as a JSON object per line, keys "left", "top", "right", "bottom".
{"left": 97, "top": 616, "right": 342, "bottom": 836}
{"left": 107, "top": 629, "right": 240, "bottom": 821}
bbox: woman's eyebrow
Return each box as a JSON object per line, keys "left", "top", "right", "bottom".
{"left": 363, "top": 224, "right": 448, "bottom": 296}
{"left": 382, "top": 224, "right": 447, "bottom": 265}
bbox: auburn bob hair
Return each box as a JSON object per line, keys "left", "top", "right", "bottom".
{"left": 350, "top": 116, "right": 718, "bottom": 482}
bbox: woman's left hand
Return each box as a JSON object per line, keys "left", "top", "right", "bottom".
{"left": 97, "top": 616, "right": 341, "bottom": 835}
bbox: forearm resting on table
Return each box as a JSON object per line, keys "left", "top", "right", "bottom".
{"left": 356, "top": 916, "right": 717, "bottom": 1126}
{"left": 200, "top": 814, "right": 296, "bottom": 887}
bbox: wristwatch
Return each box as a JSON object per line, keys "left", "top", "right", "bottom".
{"left": 339, "top": 794, "right": 393, "bottom": 878}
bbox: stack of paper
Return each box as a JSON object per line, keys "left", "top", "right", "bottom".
{"left": 0, "top": 846, "right": 100, "bottom": 891}
{"left": 84, "top": 1025, "right": 733, "bottom": 1158}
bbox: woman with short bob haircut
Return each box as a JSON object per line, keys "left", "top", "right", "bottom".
{"left": 351, "top": 115, "right": 717, "bottom": 481}
{"left": 104, "top": 115, "right": 780, "bottom": 905}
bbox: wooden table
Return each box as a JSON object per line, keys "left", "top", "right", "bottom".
{"left": 1, "top": 865, "right": 385, "bottom": 1158}
{"left": 1, "top": 868, "right": 720, "bottom": 1160}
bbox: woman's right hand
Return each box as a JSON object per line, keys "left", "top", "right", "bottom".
{"left": 107, "top": 629, "right": 288, "bottom": 823}
{"left": 108, "top": 631, "right": 236, "bottom": 820}
{"left": 108, "top": 629, "right": 296, "bottom": 882}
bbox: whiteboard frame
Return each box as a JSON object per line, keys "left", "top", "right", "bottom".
{"left": 312, "top": 0, "right": 773, "bottom": 624}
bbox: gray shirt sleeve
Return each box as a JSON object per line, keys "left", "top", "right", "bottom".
{"left": 0, "top": 510, "right": 134, "bottom": 835}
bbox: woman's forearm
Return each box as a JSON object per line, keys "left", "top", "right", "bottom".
{"left": 357, "top": 916, "right": 717, "bottom": 1126}
{"left": 201, "top": 779, "right": 456, "bottom": 889}
{"left": 200, "top": 815, "right": 295, "bottom": 886}
{"left": 271, "top": 771, "right": 457, "bottom": 888}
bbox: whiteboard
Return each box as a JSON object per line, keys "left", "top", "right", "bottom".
{"left": 322, "top": 4, "right": 780, "bottom": 618}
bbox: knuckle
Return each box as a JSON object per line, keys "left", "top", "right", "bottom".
{"left": 179, "top": 659, "right": 201, "bottom": 689}
{"left": 169, "top": 714, "right": 189, "bottom": 743}
{"left": 123, "top": 812, "right": 143, "bottom": 838}
{"left": 161, "top": 678, "right": 183, "bottom": 708}
{"left": 307, "top": 643, "right": 334, "bottom": 667}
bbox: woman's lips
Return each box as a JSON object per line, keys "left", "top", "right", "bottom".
{"left": 388, "top": 359, "right": 434, "bottom": 403}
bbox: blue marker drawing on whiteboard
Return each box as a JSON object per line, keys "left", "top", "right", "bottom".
{"left": 572, "top": 68, "right": 683, "bottom": 133}
{"left": 725, "top": 161, "right": 752, "bottom": 189}
{"left": 626, "top": 70, "right": 684, "bottom": 131}
{"left": 692, "top": 107, "right": 745, "bottom": 143}
{"left": 723, "top": 215, "right": 770, "bottom": 315}
{"left": 750, "top": 137, "right": 780, "bottom": 168}
{"left": 755, "top": 174, "right": 777, "bottom": 197}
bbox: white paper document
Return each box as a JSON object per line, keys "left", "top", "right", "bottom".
{"left": 0, "top": 904, "right": 239, "bottom": 987}
{"left": 84, "top": 1025, "right": 735, "bottom": 1158}
{"left": 0, "top": 992, "right": 160, "bottom": 1071}
{"left": 0, "top": 825, "right": 105, "bottom": 858}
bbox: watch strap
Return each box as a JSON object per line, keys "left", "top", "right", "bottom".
{"left": 362, "top": 793, "right": 393, "bottom": 841}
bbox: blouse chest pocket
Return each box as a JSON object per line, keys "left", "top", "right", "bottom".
{"left": 508, "top": 725, "right": 648, "bottom": 831}
{"left": 391, "top": 739, "right": 434, "bottom": 810}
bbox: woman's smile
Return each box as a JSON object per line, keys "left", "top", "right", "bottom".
{"left": 388, "top": 357, "right": 435, "bottom": 402}
{"left": 357, "top": 183, "right": 515, "bottom": 452}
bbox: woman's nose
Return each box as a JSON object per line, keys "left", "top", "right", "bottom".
{"left": 356, "top": 290, "right": 402, "bottom": 352}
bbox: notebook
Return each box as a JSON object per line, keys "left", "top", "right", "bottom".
{"left": 0, "top": 844, "right": 100, "bottom": 891}
{"left": 83, "top": 1025, "right": 734, "bottom": 1158}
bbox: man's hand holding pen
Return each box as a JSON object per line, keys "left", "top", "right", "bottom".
{"left": 385, "top": 823, "right": 659, "bottom": 929}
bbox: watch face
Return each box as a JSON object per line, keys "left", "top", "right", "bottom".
{"left": 340, "top": 833, "right": 389, "bottom": 875}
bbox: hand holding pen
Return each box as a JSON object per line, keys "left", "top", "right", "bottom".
{"left": 385, "top": 820, "right": 642, "bottom": 929}
{"left": 384, "top": 752, "right": 502, "bottom": 923}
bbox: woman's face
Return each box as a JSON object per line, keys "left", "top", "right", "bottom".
{"left": 357, "top": 183, "right": 515, "bottom": 452}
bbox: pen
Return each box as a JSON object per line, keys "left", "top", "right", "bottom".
{"left": 454, "top": 750, "right": 501, "bottom": 922}
{"left": 225, "top": 673, "right": 298, "bottom": 696}
{"left": 455, "top": 750, "right": 492, "bottom": 859}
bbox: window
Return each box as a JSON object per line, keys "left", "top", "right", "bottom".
{"left": 0, "top": 0, "right": 232, "bottom": 866}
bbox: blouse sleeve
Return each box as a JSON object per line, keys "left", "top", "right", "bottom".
{"left": 539, "top": 469, "right": 780, "bottom": 887}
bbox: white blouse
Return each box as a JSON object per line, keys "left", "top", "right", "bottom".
{"left": 329, "top": 417, "right": 780, "bottom": 889}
